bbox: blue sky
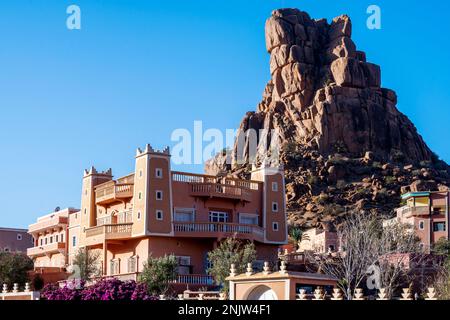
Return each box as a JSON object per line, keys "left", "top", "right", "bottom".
{"left": 1, "top": 0, "right": 449, "bottom": 228}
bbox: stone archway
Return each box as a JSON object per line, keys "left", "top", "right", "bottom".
{"left": 246, "top": 285, "right": 279, "bottom": 300}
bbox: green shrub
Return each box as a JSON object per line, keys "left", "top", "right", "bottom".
{"left": 207, "top": 238, "right": 256, "bottom": 293}
{"left": 139, "top": 255, "right": 178, "bottom": 295}
{"left": 0, "top": 252, "right": 34, "bottom": 288}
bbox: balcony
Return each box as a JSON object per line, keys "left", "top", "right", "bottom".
{"left": 85, "top": 223, "right": 133, "bottom": 246}
{"left": 27, "top": 242, "right": 66, "bottom": 257}
{"left": 28, "top": 216, "right": 68, "bottom": 234}
{"left": 95, "top": 181, "right": 134, "bottom": 205}
{"left": 189, "top": 183, "right": 252, "bottom": 202}
{"left": 98, "top": 273, "right": 214, "bottom": 286}
{"left": 400, "top": 206, "right": 430, "bottom": 217}
{"left": 173, "top": 222, "right": 265, "bottom": 242}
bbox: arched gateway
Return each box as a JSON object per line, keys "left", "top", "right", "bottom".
{"left": 246, "top": 285, "right": 279, "bottom": 300}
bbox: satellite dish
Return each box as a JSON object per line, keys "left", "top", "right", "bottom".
{"left": 55, "top": 206, "right": 61, "bottom": 212}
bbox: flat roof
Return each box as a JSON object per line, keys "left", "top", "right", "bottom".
{"left": 401, "top": 192, "right": 431, "bottom": 200}
{"left": 0, "top": 227, "right": 28, "bottom": 233}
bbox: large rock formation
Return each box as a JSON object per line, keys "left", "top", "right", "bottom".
{"left": 206, "top": 9, "right": 450, "bottom": 228}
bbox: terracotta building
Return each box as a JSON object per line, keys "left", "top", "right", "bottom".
{"left": 0, "top": 227, "right": 33, "bottom": 253}
{"left": 297, "top": 228, "right": 339, "bottom": 254}
{"left": 386, "top": 191, "right": 450, "bottom": 251}
{"left": 27, "top": 208, "right": 79, "bottom": 268}
{"left": 27, "top": 144, "right": 288, "bottom": 286}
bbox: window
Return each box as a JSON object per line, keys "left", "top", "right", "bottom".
{"left": 174, "top": 208, "right": 195, "bottom": 222}
{"left": 128, "top": 256, "right": 137, "bottom": 273}
{"left": 139, "top": 170, "right": 143, "bottom": 178}
{"left": 272, "top": 202, "right": 279, "bottom": 212}
{"left": 155, "top": 168, "right": 163, "bottom": 178}
{"left": 84, "top": 208, "right": 87, "bottom": 215}
{"left": 55, "top": 235, "right": 59, "bottom": 242}
{"left": 176, "top": 256, "right": 191, "bottom": 275}
{"left": 45, "top": 238, "right": 48, "bottom": 245}
{"left": 239, "top": 213, "right": 258, "bottom": 225}
{"left": 40, "top": 239, "right": 43, "bottom": 246}
{"left": 419, "top": 221, "right": 425, "bottom": 230}
{"left": 110, "top": 260, "right": 119, "bottom": 275}
{"left": 156, "top": 210, "right": 163, "bottom": 221}
{"left": 272, "top": 182, "right": 278, "bottom": 192}
{"left": 60, "top": 234, "right": 64, "bottom": 242}
{"left": 272, "top": 222, "right": 279, "bottom": 231}
{"left": 138, "top": 192, "right": 142, "bottom": 200}
{"left": 72, "top": 236, "right": 77, "bottom": 247}
{"left": 433, "top": 222, "right": 446, "bottom": 232}
{"left": 17, "top": 234, "right": 23, "bottom": 241}
{"left": 209, "top": 211, "right": 228, "bottom": 223}
{"left": 137, "top": 211, "right": 141, "bottom": 220}
{"left": 4, "top": 247, "right": 10, "bottom": 253}
{"left": 50, "top": 236, "right": 53, "bottom": 244}
{"left": 156, "top": 190, "right": 163, "bottom": 200}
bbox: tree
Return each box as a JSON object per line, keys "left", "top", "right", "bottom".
{"left": 311, "top": 213, "right": 379, "bottom": 299}
{"left": 0, "top": 252, "right": 34, "bottom": 288}
{"left": 310, "top": 212, "right": 422, "bottom": 299}
{"left": 375, "top": 221, "right": 422, "bottom": 298}
{"left": 288, "top": 225, "right": 303, "bottom": 250}
{"left": 71, "top": 248, "right": 101, "bottom": 281}
{"left": 433, "top": 238, "right": 450, "bottom": 257}
{"left": 430, "top": 239, "right": 450, "bottom": 299}
{"left": 138, "top": 254, "right": 178, "bottom": 295}
{"left": 207, "top": 237, "right": 257, "bottom": 293}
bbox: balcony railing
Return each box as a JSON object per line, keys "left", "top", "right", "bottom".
{"left": 222, "top": 178, "right": 261, "bottom": 191}
{"left": 173, "top": 222, "right": 265, "bottom": 241}
{"left": 400, "top": 206, "right": 430, "bottom": 217}
{"left": 85, "top": 223, "right": 133, "bottom": 244}
{"left": 280, "top": 252, "right": 307, "bottom": 265}
{"left": 96, "top": 273, "right": 214, "bottom": 286}
{"left": 95, "top": 181, "right": 134, "bottom": 205}
{"left": 28, "top": 216, "right": 68, "bottom": 234}
{"left": 174, "top": 274, "right": 214, "bottom": 286}
{"left": 27, "top": 242, "right": 66, "bottom": 257}
{"left": 97, "top": 210, "right": 133, "bottom": 226}
{"left": 189, "top": 183, "right": 252, "bottom": 202}
{"left": 172, "top": 171, "right": 217, "bottom": 183}
{"left": 172, "top": 171, "right": 261, "bottom": 191}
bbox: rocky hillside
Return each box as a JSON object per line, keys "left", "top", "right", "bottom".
{"left": 205, "top": 8, "right": 450, "bottom": 229}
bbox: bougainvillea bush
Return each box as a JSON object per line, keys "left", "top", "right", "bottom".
{"left": 41, "top": 279, "right": 158, "bottom": 301}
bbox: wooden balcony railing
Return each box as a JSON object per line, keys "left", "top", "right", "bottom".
{"left": 95, "top": 182, "right": 134, "bottom": 205}
{"left": 189, "top": 183, "right": 252, "bottom": 202}
{"left": 173, "top": 222, "right": 265, "bottom": 241}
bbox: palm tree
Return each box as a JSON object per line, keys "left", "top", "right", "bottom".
{"left": 288, "top": 226, "right": 303, "bottom": 250}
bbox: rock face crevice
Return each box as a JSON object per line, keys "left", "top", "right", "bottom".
{"left": 205, "top": 8, "right": 450, "bottom": 228}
